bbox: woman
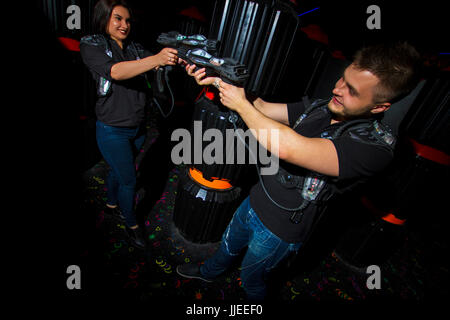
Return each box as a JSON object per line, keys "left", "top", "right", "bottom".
{"left": 80, "top": 0, "right": 179, "bottom": 247}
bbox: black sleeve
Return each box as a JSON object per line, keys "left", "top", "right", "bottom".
{"left": 79, "top": 42, "right": 115, "bottom": 80}
{"left": 287, "top": 101, "right": 306, "bottom": 127}
{"left": 332, "top": 134, "right": 394, "bottom": 181}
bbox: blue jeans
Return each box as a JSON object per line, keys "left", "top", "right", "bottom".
{"left": 96, "top": 121, "right": 146, "bottom": 227}
{"left": 200, "top": 197, "right": 302, "bottom": 300}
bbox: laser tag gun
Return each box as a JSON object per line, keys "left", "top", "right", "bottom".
{"left": 157, "top": 31, "right": 250, "bottom": 86}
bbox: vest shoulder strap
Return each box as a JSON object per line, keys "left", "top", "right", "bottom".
{"left": 343, "top": 120, "right": 396, "bottom": 150}
{"left": 293, "top": 96, "right": 329, "bottom": 130}
{"left": 80, "top": 34, "right": 109, "bottom": 49}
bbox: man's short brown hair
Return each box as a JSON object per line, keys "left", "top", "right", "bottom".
{"left": 353, "top": 41, "right": 421, "bottom": 103}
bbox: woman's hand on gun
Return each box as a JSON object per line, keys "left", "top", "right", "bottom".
{"left": 155, "top": 48, "right": 179, "bottom": 68}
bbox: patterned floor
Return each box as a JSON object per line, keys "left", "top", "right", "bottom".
{"left": 76, "top": 125, "right": 447, "bottom": 307}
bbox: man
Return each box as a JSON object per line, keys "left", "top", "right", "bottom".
{"left": 176, "top": 42, "right": 420, "bottom": 300}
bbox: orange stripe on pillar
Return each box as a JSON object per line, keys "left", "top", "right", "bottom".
{"left": 188, "top": 167, "right": 233, "bottom": 190}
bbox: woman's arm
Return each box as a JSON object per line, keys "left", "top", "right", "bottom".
{"left": 110, "top": 47, "right": 178, "bottom": 80}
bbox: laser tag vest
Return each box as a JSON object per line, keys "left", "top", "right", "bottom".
{"left": 80, "top": 34, "right": 149, "bottom": 97}
{"left": 276, "top": 97, "right": 396, "bottom": 224}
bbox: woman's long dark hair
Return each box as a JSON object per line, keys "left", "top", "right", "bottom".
{"left": 92, "top": 0, "right": 133, "bottom": 35}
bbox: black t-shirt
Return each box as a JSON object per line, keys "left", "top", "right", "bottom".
{"left": 80, "top": 36, "right": 152, "bottom": 127}
{"left": 249, "top": 100, "right": 394, "bottom": 243}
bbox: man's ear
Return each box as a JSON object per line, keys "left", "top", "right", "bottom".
{"left": 371, "top": 102, "right": 391, "bottom": 115}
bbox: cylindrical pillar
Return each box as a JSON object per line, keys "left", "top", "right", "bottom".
{"left": 209, "top": 0, "right": 300, "bottom": 98}
{"left": 190, "top": 93, "right": 248, "bottom": 186}
{"left": 173, "top": 167, "right": 242, "bottom": 243}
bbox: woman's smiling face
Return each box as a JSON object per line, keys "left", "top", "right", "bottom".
{"left": 107, "top": 5, "right": 131, "bottom": 45}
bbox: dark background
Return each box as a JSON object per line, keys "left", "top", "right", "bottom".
{"left": 15, "top": 0, "right": 448, "bottom": 314}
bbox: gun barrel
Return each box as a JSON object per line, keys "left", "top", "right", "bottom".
{"left": 157, "top": 31, "right": 249, "bottom": 86}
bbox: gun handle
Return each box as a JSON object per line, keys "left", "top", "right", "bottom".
{"left": 203, "top": 67, "right": 216, "bottom": 78}
{"left": 156, "top": 68, "right": 165, "bottom": 93}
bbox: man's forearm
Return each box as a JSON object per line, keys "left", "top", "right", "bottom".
{"left": 236, "top": 100, "right": 286, "bottom": 158}
{"left": 236, "top": 101, "right": 339, "bottom": 176}
{"left": 218, "top": 80, "right": 339, "bottom": 176}
{"left": 252, "top": 98, "right": 289, "bottom": 125}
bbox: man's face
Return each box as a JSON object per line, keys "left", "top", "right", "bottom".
{"left": 328, "top": 64, "right": 388, "bottom": 121}
{"left": 107, "top": 5, "right": 131, "bottom": 44}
